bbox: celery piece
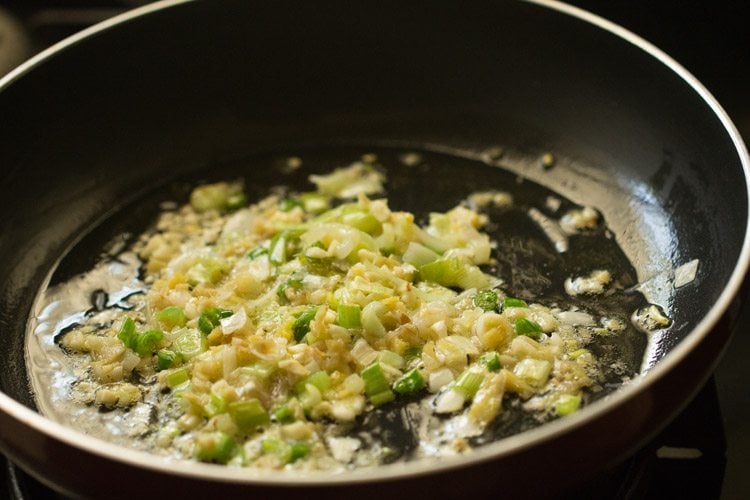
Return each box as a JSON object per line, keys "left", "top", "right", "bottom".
{"left": 195, "top": 432, "right": 235, "bottom": 464}
{"left": 229, "top": 399, "right": 269, "bottom": 431}
{"left": 156, "top": 349, "right": 178, "bottom": 370}
{"left": 155, "top": 306, "right": 187, "bottom": 329}
{"left": 393, "top": 368, "right": 425, "bottom": 395}
{"left": 402, "top": 242, "right": 441, "bottom": 267}
{"left": 555, "top": 394, "right": 582, "bottom": 416}
{"left": 336, "top": 304, "right": 362, "bottom": 328}
{"left": 166, "top": 368, "right": 190, "bottom": 389}
{"left": 293, "top": 306, "right": 318, "bottom": 342}
{"left": 473, "top": 290, "right": 498, "bottom": 312}
{"left": 503, "top": 297, "right": 528, "bottom": 308}
{"left": 117, "top": 317, "right": 137, "bottom": 350}
{"left": 172, "top": 328, "right": 207, "bottom": 360}
{"left": 454, "top": 370, "right": 484, "bottom": 399}
{"left": 515, "top": 318, "right": 543, "bottom": 340}
{"left": 134, "top": 329, "right": 164, "bottom": 356}
{"left": 480, "top": 351, "right": 502, "bottom": 371}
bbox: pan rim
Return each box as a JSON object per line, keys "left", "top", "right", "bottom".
{"left": 1, "top": 0, "right": 749, "bottom": 487}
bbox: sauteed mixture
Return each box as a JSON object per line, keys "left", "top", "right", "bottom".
{"left": 30, "top": 154, "right": 648, "bottom": 471}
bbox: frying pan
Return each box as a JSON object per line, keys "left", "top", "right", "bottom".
{"left": 0, "top": 0, "right": 748, "bottom": 498}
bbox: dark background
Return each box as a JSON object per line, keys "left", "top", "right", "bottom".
{"left": 0, "top": 1, "right": 748, "bottom": 498}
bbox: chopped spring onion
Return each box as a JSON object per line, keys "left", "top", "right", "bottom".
{"left": 453, "top": 370, "right": 484, "bottom": 399}
{"left": 393, "top": 368, "right": 426, "bottom": 395}
{"left": 503, "top": 297, "right": 528, "bottom": 308}
{"left": 198, "top": 308, "right": 234, "bottom": 334}
{"left": 172, "top": 328, "right": 208, "bottom": 360}
{"left": 297, "top": 370, "right": 331, "bottom": 395}
{"left": 378, "top": 350, "right": 404, "bottom": 369}
{"left": 195, "top": 432, "right": 235, "bottom": 464}
{"left": 361, "top": 301, "right": 387, "bottom": 338}
{"left": 555, "top": 394, "right": 582, "bottom": 416}
{"left": 273, "top": 404, "right": 295, "bottom": 424}
{"left": 277, "top": 275, "right": 304, "bottom": 303}
{"left": 419, "top": 257, "right": 489, "bottom": 290}
{"left": 515, "top": 318, "right": 543, "bottom": 340}
{"left": 247, "top": 247, "right": 268, "bottom": 260}
{"left": 289, "top": 442, "right": 310, "bottom": 462}
{"left": 336, "top": 304, "right": 362, "bottom": 328}
{"left": 361, "top": 362, "right": 394, "bottom": 405}
{"left": 299, "top": 192, "right": 330, "bottom": 214}
{"left": 293, "top": 306, "right": 318, "bottom": 342}
{"left": 473, "top": 290, "right": 499, "bottom": 312}
{"left": 116, "top": 317, "right": 137, "bottom": 350}
{"left": 225, "top": 193, "right": 247, "bottom": 211}
{"left": 402, "top": 242, "right": 441, "bottom": 267}
{"left": 229, "top": 399, "right": 270, "bottom": 431}
{"left": 134, "top": 329, "right": 164, "bottom": 356}
{"left": 341, "top": 210, "right": 381, "bottom": 235}
{"left": 280, "top": 198, "right": 303, "bottom": 212}
{"left": 480, "top": 351, "right": 502, "bottom": 371}
{"left": 513, "top": 358, "right": 552, "bottom": 388}
{"left": 269, "top": 229, "right": 303, "bottom": 265}
{"left": 166, "top": 368, "right": 190, "bottom": 389}
{"left": 155, "top": 306, "right": 187, "bottom": 329}
{"left": 156, "top": 349, "right": 178, "bottom": 370}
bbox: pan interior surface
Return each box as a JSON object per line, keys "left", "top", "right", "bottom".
{"left": 25, "top": 145, "right": 651, "bottom": 466}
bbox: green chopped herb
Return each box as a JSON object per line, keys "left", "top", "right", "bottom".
{"left": 225, "top": 193, "right": 247, "bottom": 211}
{"left": 116, "top": 317, "right": 137, "bottom": 350}
{"left": 473, "top": 290, "right": 498, "bottom": 312}
{"left": 515, "top": 318, "right": 543, "bottom": 340}
{"left": 393, "top": 368, "right": 425, "bottom": 395}
{"left": 280, "top": 198, "right": 303, "bottom": 212}
{"left": 289, "top": 442, "right": 310, "bottom": 462}
{"left": 480, "top": 351, "right": 502, "bottom": 371}
{"left": 156, "top": 349, "right": 178, "bottom": 370}
{"left": 198, "top": 307, "right": 233, "bottom": 334}
{"left": 273, "top": 404, "right": 295, "bottom": 424}
{"left": 247, "top": 247, "right": 268, "bottom": 260}
{"left": 503, "top": 297, "right": 528, "bottom": 308}
{"left": 293, "top": 306, "right": 318, "bottom": 342}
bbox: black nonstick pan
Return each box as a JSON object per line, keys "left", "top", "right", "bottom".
{"left": 0, "top": 1, "right": 748, "bottom": 498}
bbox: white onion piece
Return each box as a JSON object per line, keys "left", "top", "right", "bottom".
{"left": 220, "top": 307, "right": 246, "bottom": 335}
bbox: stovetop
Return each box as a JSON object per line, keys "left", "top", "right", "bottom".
{"left": 1, "top": 1, "right": 748, "bottom": 498}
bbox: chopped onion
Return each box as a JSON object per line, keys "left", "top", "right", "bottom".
{"left": 220, "top": 307, "right": 246, "bottom": 335}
